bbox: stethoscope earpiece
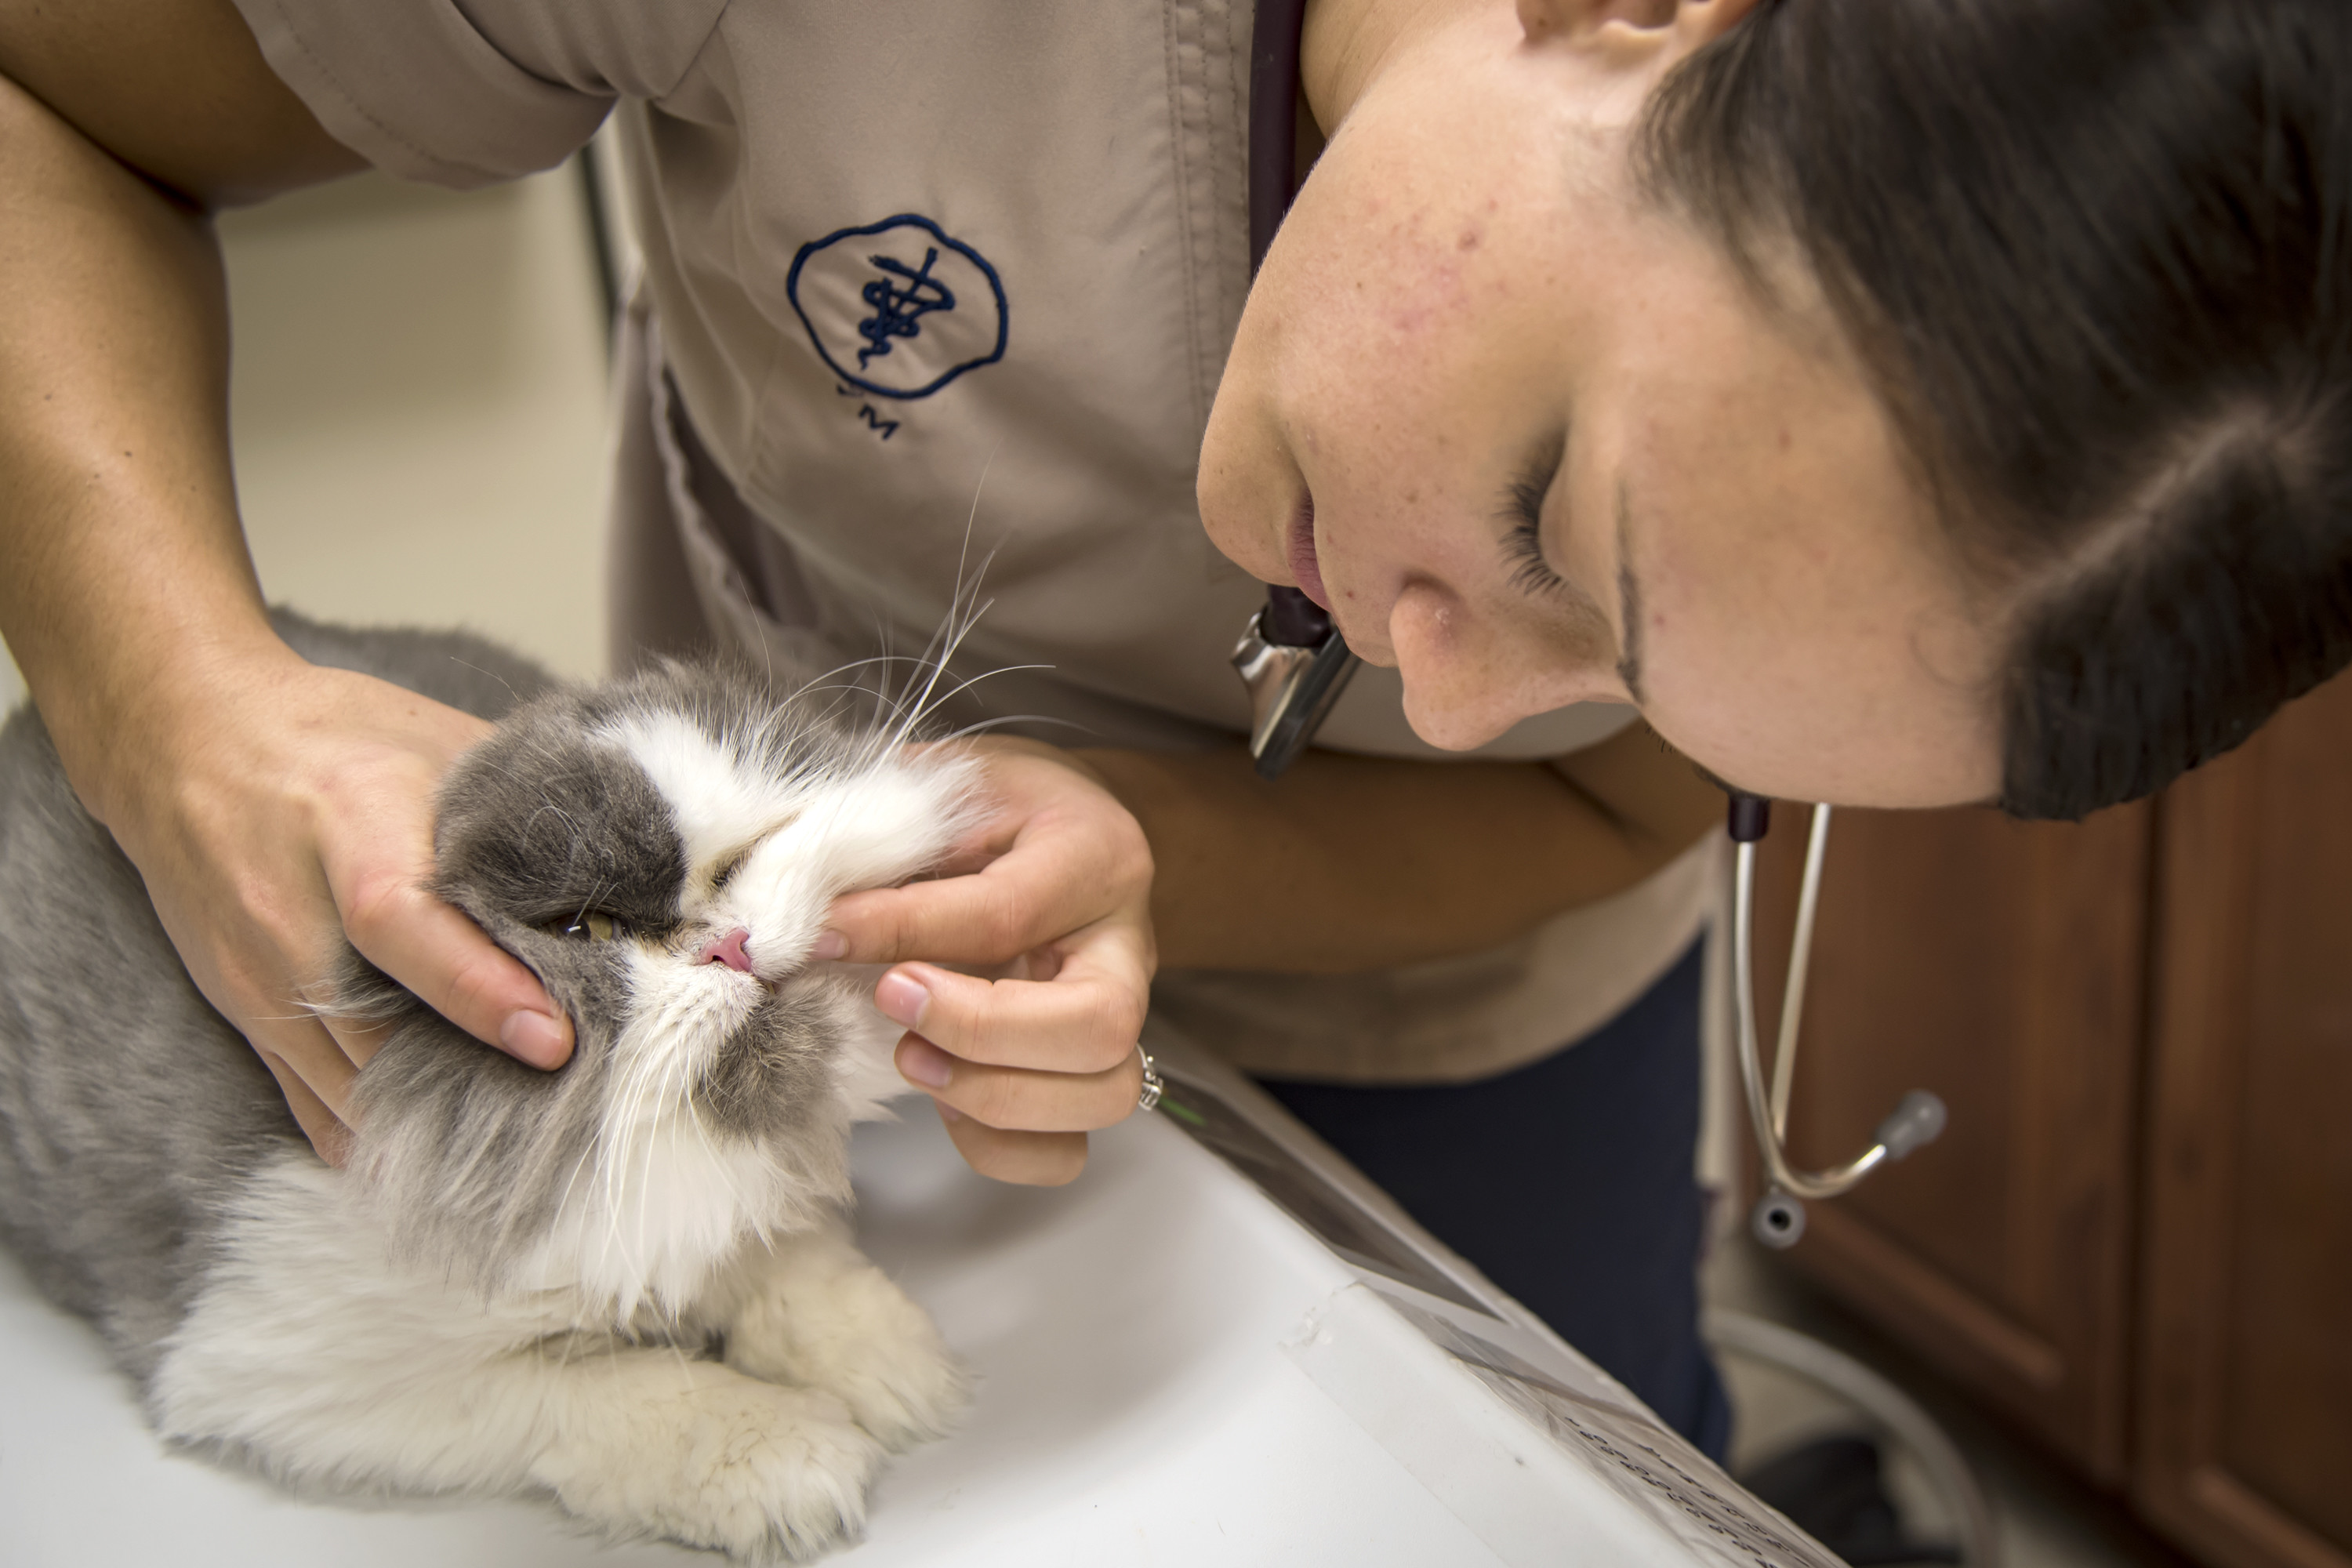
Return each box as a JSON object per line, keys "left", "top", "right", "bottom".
{"left": 1751, "top": 1190, "right": 1807, "bottom": 1250}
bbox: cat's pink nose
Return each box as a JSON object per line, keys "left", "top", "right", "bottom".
{"left": 699, "top": 927, "right": 755, "bottom": 974}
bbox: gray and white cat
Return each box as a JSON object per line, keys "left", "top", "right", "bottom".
{"left": 0, "top": 614, "right": 981, "bottom": 1560}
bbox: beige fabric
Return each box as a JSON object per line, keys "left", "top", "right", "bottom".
{"left": 613, "top": 295, "right": 1711, "bottom": 1080}
{"left": 238, "top": 0, "right": 1717, "bottom": 1081}
{"left": 1152, "top": 836, "right": 1721, "bottom": 1083}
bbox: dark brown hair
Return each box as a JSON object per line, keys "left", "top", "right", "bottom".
{"left": 1638, "top": 0, "right": 2352, "bottom": 818}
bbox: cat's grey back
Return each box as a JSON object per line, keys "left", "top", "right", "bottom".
{"left": 0, "top": 613, "right": 557, "bottom": 1380}
{"left": 271, "top": 612, "right": 554, "bottom": 718}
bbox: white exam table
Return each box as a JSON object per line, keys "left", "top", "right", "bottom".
{"left": 0, "top": 1037, "right": 1836, "bottom": 1566}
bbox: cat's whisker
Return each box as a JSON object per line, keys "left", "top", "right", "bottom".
{"left": 681, "top": 1085, "right": 753, "bottom": 1226}
{"left": 885, "top": 577, "right": 1002, "bottom": 746}
{"left": 880, "top": 662, "right": 1056, "bottom": 752}
{"left": 933, "top": 712, "right": 1090, "bottom": 744}
{"left": 522, "top": 800, "right": 583, "bottom": 841}
{"left": 546, "top": 1139, "right": 601, "bottom": 1261}
{"left": 880, "top": 644, "right": 1014, "bottom": 724}
{"left": 441, "top": 655, "right": 521, "bottom": 706}
{"left": 768, "top": 652, "right": 906, "bottom": 708}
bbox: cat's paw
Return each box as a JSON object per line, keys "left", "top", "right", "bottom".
{"left": 783, "top": 1284, "right": 969, "bottom": 1454}
{"left": 727, "top": 1236, "right": 971, "bottom": 1451}
{"left": 535, "top": 1370, "right": 884, "bottom": 1562}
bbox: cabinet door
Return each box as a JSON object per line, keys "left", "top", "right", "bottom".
{"left": 1751, "top": 800, "right": 2152, "bottom": 1482}
{"left": 2138, "top": 673, "right": 2352, "bottom": 1568}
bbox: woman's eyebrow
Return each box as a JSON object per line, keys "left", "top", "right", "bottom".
{"left": 1615, "top": 477, "right": 1646, "bottom": 705}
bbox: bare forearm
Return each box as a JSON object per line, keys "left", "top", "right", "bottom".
{"left": 0, "top": 0, "right": 361, "bottom": 822}
{"left": 1081, "top": 718, "right": 1722, "bottom": 975}
{"left": 0, "top": 71, "right": 272, "bottom": 815}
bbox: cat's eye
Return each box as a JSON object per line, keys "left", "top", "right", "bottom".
{"left": 561, "top": 912, "right": 619, "bottom": 942}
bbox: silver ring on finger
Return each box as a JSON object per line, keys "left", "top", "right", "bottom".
{"left": 1134, "top": 1045, "right": 1163, "bottom": 1114}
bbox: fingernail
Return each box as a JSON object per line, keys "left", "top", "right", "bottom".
{"left": 936, "top": 1101, "right": 964, "bottom": 1123}
{"left": 875, "top": 971, "right": 929, "bottom": 1029}
{"left": 810, "top": 927, "right": 848, "bottom": 961}
{"left": 897, "top": 1035, "right": 953, "bottom": 1089}
{"left": 499, "top": 1008, "right": 569, "bottom": 1067}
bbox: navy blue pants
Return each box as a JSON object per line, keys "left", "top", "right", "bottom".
{"left": 1258, "top": 941, "right": 1733, "bottom": 1461}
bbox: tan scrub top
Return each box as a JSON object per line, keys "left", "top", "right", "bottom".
{"left": 230, "top": 0, "right": 1717, "bottom": 1081}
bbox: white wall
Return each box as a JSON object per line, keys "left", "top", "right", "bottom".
{"left": 3, "top": 158, "right": 612, "bottom": 724}
{"left": 221, "top": 163, "right": 613, "bottom": 676}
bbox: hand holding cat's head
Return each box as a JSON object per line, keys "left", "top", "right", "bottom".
{"left": 342, "top": 661, "right": 981, "bottom": 1318}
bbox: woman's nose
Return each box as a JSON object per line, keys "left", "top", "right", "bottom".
{"left": 1389, "top": 581, "right": 1618, "bottom": 749}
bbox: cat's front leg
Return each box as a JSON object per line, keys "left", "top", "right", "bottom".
{"left": 527, "top": 1351, "right": 885, "bottom": 1561}
{"left": 719, "top": 1223, "right": 969, "bottom": 1452}
{"left": 154, "top": 1156, "right": 888, "bottom": 1561}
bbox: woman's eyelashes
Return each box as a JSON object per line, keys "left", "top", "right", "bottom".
{"left": 1500, "top": 429, "right": 1570, "bottom": 598}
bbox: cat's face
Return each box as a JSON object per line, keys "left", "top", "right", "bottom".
{"left": 349, "top": 663, "right": 978, "bottom": 1318}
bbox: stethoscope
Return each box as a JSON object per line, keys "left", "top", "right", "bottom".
{"left": 1722, "top": 797, "right": 1948, "bottom": 1247}
{"left": 1234, "top": 0, "right": 1944, "bottom": 1245}
{"left": 1236, "top": 610, "right": 1950, "bottom": 1249}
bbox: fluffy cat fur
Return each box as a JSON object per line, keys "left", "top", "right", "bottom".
{"left": 0, "top": 612, "right": 984, "bottom": 1560}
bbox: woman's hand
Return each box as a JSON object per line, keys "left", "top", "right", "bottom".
{"left": 822, "top": 739, "right": 1157, "bottom": 1187}
{"left": 99, "top": 643, "right": 573, "bottom": 1161}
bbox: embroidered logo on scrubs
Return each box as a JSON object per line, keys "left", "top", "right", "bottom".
{"left": 786, "top": 216, "right": 1008, "bottom": 400}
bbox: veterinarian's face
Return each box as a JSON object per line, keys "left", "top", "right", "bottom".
{"left": 1200, "top": 0, "right": 2005, "bottom": 807}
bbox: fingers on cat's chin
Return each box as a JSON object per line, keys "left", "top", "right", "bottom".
{"left": 935, "top": 1107, "right": 1087, "bottom": 1186}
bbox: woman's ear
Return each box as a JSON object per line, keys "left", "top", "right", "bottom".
{"left": 1517, "top": 0, "right": 1765, "bottom": 49}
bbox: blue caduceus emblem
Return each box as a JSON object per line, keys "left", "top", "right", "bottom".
{"left": 855, "top": 248, "right": 953, "bottom": 367}
{"left": 786, "top": 215, "right": 1008, "bottom": 401}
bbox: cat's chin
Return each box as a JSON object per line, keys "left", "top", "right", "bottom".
{"left": 507, "top": 1121, "right": 851, "bottom": 1327}
{"left": 502, "top": 985, "right": 888, "bottom": 1323}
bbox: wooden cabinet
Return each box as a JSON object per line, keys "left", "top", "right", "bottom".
{"left": 1748, "top": 671, "right": 2352, "bottom": 1568}
{"left": 2137, "top": 673, "right": 2352, "bottom": 1568}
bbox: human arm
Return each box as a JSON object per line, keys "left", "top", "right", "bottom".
{"left": 824, "top": 718, "right": 1719, "bottom": 1184}
{"left": 0, "top": 0, "right": 572, "bottom": 1160}
{"left": 1084, "top": 716, "right": 1721, "bottom": 973}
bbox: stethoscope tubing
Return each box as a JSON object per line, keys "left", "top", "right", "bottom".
{"left": 1732, "top": 804, "right": 1892, "bottom": 1203}
{"left": 1730, "top": 798, "right": 1947, "bottom": 1250}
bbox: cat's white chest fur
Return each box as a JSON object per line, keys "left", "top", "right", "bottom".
{"left": 520, "top": 963, "right": 911, "bottom": 1319}
{"left": 155, "top": 1146, "right": 967, "bottom": 1559}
